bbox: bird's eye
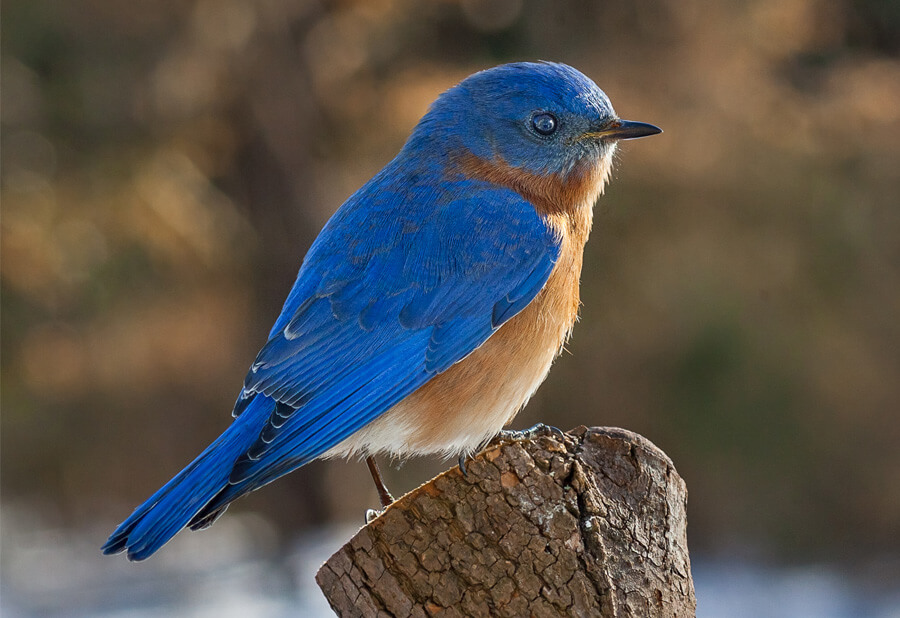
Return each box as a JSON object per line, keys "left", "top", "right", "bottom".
{"left": 531, "top": 113, "right": 558, "bottom": 136}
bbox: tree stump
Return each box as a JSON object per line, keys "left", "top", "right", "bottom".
{"left": 316, "top": 426, "right": 695, "bottom": 617}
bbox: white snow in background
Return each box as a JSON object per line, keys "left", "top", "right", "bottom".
{"left": 2, "top": 504, "right": 898, "bottom": 617}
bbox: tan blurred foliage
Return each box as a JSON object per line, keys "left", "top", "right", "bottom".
{"left": 2, "top": 0, "right": 899, "bottom": 561}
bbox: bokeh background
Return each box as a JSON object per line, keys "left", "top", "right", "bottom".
{"left": 3, "top": 0, "right": 900, "bottom": 615}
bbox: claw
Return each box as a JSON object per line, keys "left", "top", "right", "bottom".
{"left": 365, "top": 508, "right": 382, "bottom": 524}
{"left": 458, "top": 454, "right": 469, "bottom": 477}
{"left": 542, "top": 424, "right": 566, "bottom": 440}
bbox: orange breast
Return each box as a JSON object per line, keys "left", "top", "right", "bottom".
{"left": 391, "top": 211, "right": 589, "bottom": 454}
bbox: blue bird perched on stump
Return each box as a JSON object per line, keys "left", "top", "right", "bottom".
{"left": 103, "top": 61, "right": 661, "bottom": 561}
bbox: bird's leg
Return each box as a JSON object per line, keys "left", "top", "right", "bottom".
{"left": 365, "top": 455, "right": 394, "bottom": 508}
{"left": 493, "top": 423, "right": 566, "bottom": 445}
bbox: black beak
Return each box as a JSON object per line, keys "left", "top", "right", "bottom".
{"left": 583, "top": 119, "right": 662, "bottom": 141}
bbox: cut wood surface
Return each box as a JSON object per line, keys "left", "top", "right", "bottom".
{"left": 316, "top": 426, "right": 695, "bottom": 617}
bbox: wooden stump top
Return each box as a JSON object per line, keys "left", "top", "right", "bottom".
{"left": 317, "top": 426, "right": 695, "bottom": 617}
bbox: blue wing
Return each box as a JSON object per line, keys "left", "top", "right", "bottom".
{"left": 103, "top": 162, "right": 560, "bottom": 559}
{"left": 219, "top": 166, "right": 560, "bottom": 496}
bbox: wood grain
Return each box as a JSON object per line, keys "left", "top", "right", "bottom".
{"left": 317, "top": 426, "right": 695, "bottom": 617}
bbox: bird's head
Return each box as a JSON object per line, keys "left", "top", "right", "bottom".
{"left": 409, "top": 62, "right": 660, "bottom": 184}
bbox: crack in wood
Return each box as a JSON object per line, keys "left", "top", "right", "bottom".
{"left": 316, "top": 426, "right": 695, "bottom": 617}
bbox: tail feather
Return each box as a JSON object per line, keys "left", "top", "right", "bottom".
{"left": 187, "top": 504, "right": 229, "bottom": 531}
{"left": 102, "top": 396, "right": 272, "bottom": 561}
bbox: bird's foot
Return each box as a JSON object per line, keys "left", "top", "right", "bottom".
{"left": 492, "top": 423, "right": 566, "bottom": 445}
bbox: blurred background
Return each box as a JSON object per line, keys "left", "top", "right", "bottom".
{"left": 2, "top": 0, "right": 899, "bottom": 615}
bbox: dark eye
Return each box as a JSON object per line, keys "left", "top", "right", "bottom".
{"left": 531, "top": 113, "right": 558, "bottom": 136}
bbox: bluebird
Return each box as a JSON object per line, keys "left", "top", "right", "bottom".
{"left": 103, "top": 62, "right": 660, "bottom": 561}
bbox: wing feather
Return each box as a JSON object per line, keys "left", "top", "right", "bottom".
{"left": 218, "top": 171, "right": 560, "bottom": 503}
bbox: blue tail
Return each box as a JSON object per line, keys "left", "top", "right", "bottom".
{"left": 102, "top": 397, "right": 272, "bottom": 561}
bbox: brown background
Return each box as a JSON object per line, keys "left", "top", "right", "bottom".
{"left": 3, "top": 0, "right": 899, "bottom": 583}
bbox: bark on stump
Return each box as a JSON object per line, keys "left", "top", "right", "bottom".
{"left": 316, "top": 426, "right": 695, "bottom": 617}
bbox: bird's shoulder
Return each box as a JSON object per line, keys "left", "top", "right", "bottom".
{"left": 267, "top": 157, "right": 563, "bottom": 337}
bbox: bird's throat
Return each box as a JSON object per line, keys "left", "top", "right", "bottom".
{"left": 450, "top": 149, "right": 610, "bottom": 220}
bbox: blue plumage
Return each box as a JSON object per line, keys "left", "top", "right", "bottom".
{"left": 104, "top": 150, "right": 559, "bottom": 560}
{"left": 103, "top": 61, "right": 660, "bottom": 561}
